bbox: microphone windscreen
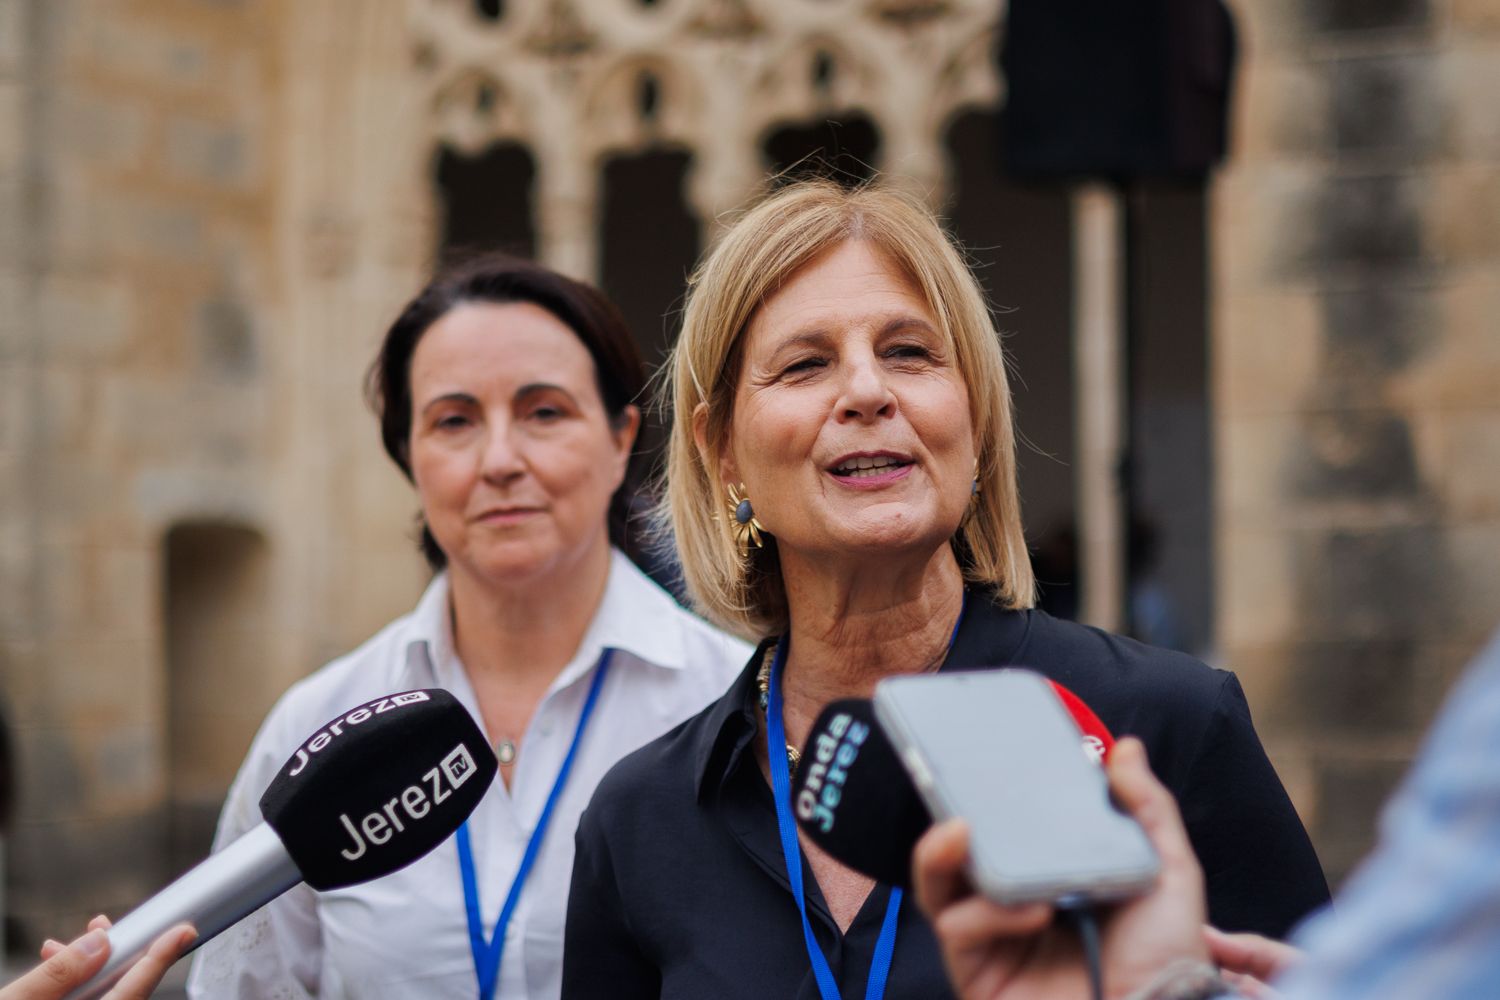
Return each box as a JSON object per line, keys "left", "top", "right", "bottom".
{"left": 792, "top": 699, "right": 929, "bottom": 889}
{"left": 259, "top": 689, "right": 497, "bottom": 891}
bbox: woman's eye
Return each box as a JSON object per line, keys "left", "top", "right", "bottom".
{"left": 434, "top": 413, "right": 471, "bottom": 430}
{"left": 888, "top": 344, "right": 931, "bottom": 360}
{"left": 783, "top": 357, "right": 827, "bottom": 376}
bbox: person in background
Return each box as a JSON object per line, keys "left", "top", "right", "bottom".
{"left": 187, "top": 255, "right": 750, "bottom": 999}
{"left": 562, "top": 179, "right": 1326, "bottom": 999}
{"left": 913, "top": 626, "right": 1500, "bottom": 1000}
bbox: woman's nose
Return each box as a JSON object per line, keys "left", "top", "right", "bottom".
{"left": 836, "top": 356, "right": 896, "bottom": 423}
{"left": 479, "top": 423, "right": 526, "bottom": 482}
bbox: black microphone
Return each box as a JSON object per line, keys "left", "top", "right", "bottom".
{"left": 792, "top": 686, "right": 1116, "bottom": 888}
{"left": 65, "top": 689, "right": 497, "bottom": 1000}
{"left": 791, "top": 699, "right": 930, "bottom": 889}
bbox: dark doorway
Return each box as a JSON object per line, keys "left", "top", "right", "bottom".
{"left": 598, "top": 147, "right": 700, "bottom": 459}
{"left": 435, "top": 141, "right": 536, "bottom": 260}
{"left": 598, "top": 148, "right": 701, "bottom": 595}
{"left": 599, "top": 149, "right": 700, "bottom": 373}
{"left": 945, "top": 109, "right": 1214, "bottom": 651}
{"left": 1124, "top": 182, "right": 1213, "bottom": 655}
{"left": 163, "top": 522, "right": 271, "bottom": 880}
{"left": 945, "top": 109, "right": 1079, "bottom": 621}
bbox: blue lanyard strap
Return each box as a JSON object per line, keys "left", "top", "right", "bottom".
{"left": 456, "top": 649, "right": 614, "bottom": 1000}
{"left": 766, "top": 595, "right": 966, "bottom": 1000}
{"left": 767, "top": 637, "right": 901, "bottom": 1000}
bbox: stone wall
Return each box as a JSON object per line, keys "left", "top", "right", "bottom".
{"left": 0, "top": 0, "right": 34, "bottom": 952}
{"left": 1214, "top": 0, "right": 1500, "bottom": 882}
{"left": 1, "top": 0, "right": 296, "bottom": 940}
{"left": 0, "top": 0, "right": 474, "bottom": 948}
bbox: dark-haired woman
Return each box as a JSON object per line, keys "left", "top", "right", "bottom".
{"left": 187, "top": 256, "right": 749, "bottom": 1000}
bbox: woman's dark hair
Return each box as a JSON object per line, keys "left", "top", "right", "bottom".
{"left": 366, "top": 253, "right": 648, "bottom": 571}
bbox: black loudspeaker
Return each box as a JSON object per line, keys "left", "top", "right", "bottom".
{"left": 999, "top": 0, "right": 1236, "bottom": 178}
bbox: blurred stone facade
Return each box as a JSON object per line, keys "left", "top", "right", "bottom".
{"left": 1214, "top": 0, "right": 1500, "bottom": 880}
{"left": 0, "top": 0, "right": 1496, "bottom": 950}
{"left": 0, "top": 0, "right": 443, "bottom": 943}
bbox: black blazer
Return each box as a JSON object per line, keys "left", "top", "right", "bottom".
{"left": 563, "top": 593, "right": 1329, "bottom": 1000}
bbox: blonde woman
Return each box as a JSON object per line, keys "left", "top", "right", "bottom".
{"left": 561, "top": 181, "right": 1327, "bottom": 999}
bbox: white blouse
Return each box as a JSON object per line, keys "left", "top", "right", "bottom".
{"left": 186, "top": 550, "right": 750, "bottom": 1000}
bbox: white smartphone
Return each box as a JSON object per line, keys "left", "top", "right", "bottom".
{"left": 874, "top": 668, "right": 1159, "bottom": 905}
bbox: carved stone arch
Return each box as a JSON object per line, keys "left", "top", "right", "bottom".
{"left": 581, "top": 53, "right": 703, "bottom": 160}
{"left": 927, "top": 24, "right": 1004, "bottom": 191}
{"left": 430, "top": 67, "right": 533, "bottom": 155}
{"left": 931, "top": 29, "right": 1002, "bottom": 125}
{"left": 424, "top": 63, "right": 546, "bottom": 264}
{"left": 407, "top": 0, "right": 546, "bottom": 60}
{"left": 751, "top": 33, "right": 882, "bottom": 137}
{"left": 582, "top": 0, "right": 701, "bottom": 40}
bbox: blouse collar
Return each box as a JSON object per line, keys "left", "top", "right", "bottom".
{"left": 397, "top": 548, "right": 699, "bottom": 698}
{"left": 691, "top": 590, "right": 1033, "bottom": 800}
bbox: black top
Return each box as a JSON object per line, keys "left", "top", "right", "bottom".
{"left": 563, "top": 594, "right": 1329, "bottom": 1000}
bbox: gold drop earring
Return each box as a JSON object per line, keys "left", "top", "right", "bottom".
{"left": 724, "top": 482, "right": 764, "bottom": 556}
{"left": 965, "top": 458, "right": 981, "bottom": 525}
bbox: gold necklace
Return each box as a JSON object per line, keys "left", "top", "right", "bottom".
{"left": 755, "top": 647, "right": 802, "bottom": 773}
{"left": 755, "top": 632, "right": 949, "bottom": 777}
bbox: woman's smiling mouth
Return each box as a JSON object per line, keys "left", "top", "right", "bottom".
{"left": 827, "top": 452, "right": 914, "bottom": 484}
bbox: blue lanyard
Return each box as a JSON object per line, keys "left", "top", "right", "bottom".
{"left": 456, "top": 649, "right": 614, "bottom": 1000}
{"left": 765, "top": 598, "right": 966, "bottom": 1000}
{"left": 767, "top": 639, "right": 900, "bottom": 1000}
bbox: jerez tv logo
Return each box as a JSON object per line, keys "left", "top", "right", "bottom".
{"left": 288, "top": 691, "right": 434, "bottom": 777}
{"left": 337, "top": 742, "right": 482, "bottom": 861}
{"left": 440, "top": 745, "right": 476, "bottom": 789}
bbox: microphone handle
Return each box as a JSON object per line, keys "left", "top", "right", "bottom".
{"left": 65, "top": 823, "right": 303, "bottom": 1000}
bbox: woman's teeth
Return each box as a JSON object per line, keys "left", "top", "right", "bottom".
{"left": 834, "top": 456, "right": 905, "bottom": 477}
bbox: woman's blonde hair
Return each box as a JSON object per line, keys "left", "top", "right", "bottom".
{"left": 659, "top": 179, "right": 1035, "bottom": 640}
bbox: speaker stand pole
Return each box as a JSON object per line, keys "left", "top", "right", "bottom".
{"left": 1072, "top": 182, "right": 1127, "bottom": 633}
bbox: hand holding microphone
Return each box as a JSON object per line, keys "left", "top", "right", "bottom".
{"left": 3, "top": 919, "right": 194, "bottom": 1000}
{"left": 60, "top": 688, "right": 497, "bottom": 1000}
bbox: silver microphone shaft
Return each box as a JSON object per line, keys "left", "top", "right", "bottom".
{"left": 64, "top": 823, "right": 302, "bottom": 1000}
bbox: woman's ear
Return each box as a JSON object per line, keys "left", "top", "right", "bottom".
{"left": 608, "top": 405, "right": 642, "bottom": 488}
{"left": 693, "top": 402, "right": 738, "bottom": 486}
{"left": 613, "top": 404, "right": 642, "bottom": 455}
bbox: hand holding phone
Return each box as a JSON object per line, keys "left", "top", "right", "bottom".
{"left": 874, "top": 668, "right": 1159, "bottom": 905}
{"left": 911, "top": 737, "right": 1214, "bottom": 1000}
